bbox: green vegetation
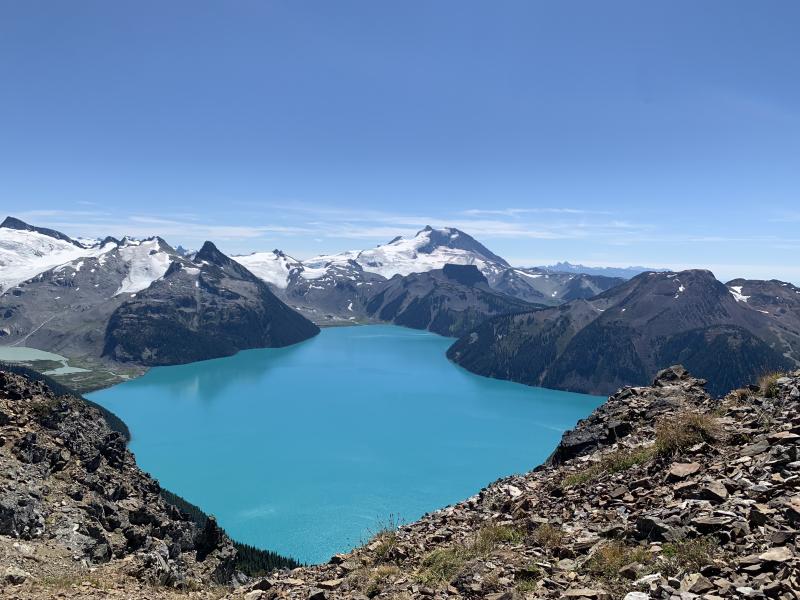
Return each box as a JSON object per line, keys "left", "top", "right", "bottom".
{"left": 562, "top": 446, "right": 655, "bottom": 488}
{"left": 473, "top": 523, "right": 523, "bottom": 554}
{"left": 654, "top": 412, "right": 721, "bottom": 455}
{"left": 416, "top": 523, "right": 523, "bottom": 585}
{"left": 160, "top": 489, "right": 302, "bottom": 575}
{"left": 514, "top": 562, "right": 543, "bottom": 592}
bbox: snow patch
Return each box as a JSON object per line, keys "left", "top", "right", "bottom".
{"left": 729, "top": 286, "right": 750, "bottom": 303}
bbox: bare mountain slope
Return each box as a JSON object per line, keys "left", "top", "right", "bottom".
{"left": 449, "top": 270, "right": 797, "bottom": 396}
{"left": 103, "top": 241, "right": 319, "bottom": 365}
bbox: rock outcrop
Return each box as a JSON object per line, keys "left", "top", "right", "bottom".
{"left": 225, "top": 366, "right": 800, "bottom": 600}
{"left": 0, "top": 370, "right": 236, "bottom": 597}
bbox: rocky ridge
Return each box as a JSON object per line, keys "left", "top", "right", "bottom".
{"left": 225, "top": 366, "right": 800, "bottom": 600}
{"left": 0, "top": 370, "right": 237, "bottom": 598}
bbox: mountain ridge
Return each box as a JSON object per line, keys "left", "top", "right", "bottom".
{"left": 448, "top": 269, "right": 800, "bottom": 396}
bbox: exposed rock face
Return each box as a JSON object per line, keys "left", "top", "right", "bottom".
{"left": 364, "top": 264, "right": 540, "bottom": 337}
{"left": 0, "top": 370, "right": 236, "bottom": 594}
{"left": 222, "top": 367, "right": 800, "bottom": 600}
{"left": 449, "top": 269, "right": 797, "bottom": 395}
{"left": 103, "top": 241, "right": 319, "bottom": 365}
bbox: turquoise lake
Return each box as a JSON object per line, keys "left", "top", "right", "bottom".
{"left": 88, "top": 325, "right": 603, "bottom": 564}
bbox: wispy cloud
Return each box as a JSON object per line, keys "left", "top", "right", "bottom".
{"left": 462, "top": 207, "right": 611, "bottom": 216}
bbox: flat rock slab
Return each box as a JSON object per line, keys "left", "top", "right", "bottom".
{"left": 758, "top": 546, "right": 793, "bottom": 563}
{"left": 667, "top": 461, "right": 701, "bottom": 481}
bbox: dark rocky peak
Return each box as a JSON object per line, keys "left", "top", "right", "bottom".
{"left": 101, "top": 235, "right": 121, "bottom": 246}
{"left": 442, "top": 263, "right": 487, "bottom": 286}
{"left": 601, "top": 269, "right": 729, "bottom": 305}
{"left": 192, "top": 241, "right": 254, "bottom": 280}
{"left": 164, "top": 260, "right": 191, "bottom": 278}
{"left": 1, "top": 216, "right": 82, "bottom": 247}
{"left": 194, "top": 241, "right": 230, "bottom": 266}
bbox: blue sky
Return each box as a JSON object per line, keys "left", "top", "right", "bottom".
{"left": 1, "top": 1, "right": 799, "bottom": 282}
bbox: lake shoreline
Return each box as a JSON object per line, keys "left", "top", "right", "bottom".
{"left": 87, "top": 325, "right": 603, "bottom": 564}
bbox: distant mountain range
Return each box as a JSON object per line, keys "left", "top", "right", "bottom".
{"left": 535, "top": 261, "right": 668, "bottom": 279}
{"left": 1, "top": 215, "right": 798, "bottom": 394}
{"left": 232, "top": 226, "right": 625, "bottom": 324}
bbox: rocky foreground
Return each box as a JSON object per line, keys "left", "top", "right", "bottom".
{"left": 232, "top": 366, "right": 800, "bottom": 600}
{"left": 0, "top": 370, "right": 236, "bottom": 599}
{"left": 2, "top": 367, "right": 800, "bottom": 599}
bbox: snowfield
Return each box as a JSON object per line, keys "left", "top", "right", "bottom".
{"left": 233, "top": 250, "right": 302, "bottom": 289}
{"left": 113, "top": 238, "right": 174, "bottom": 296}
{"left": 0, "top": 228, "right": 108, "bottom": 293}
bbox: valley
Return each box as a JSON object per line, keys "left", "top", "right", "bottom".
{"left": 1, "top": 216, "right": 798, "bottom": 397}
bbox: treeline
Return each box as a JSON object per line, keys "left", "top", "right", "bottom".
{"left": 0, "top": 361, "right": 131, "bottom": 440}
{"left": 160, "top": 489, "right": 302, "bottom": 575}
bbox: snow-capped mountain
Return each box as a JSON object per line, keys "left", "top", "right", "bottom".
{"left": 0, "top": 218, "right": 317, "bottom": 376}
{"left": 0, "top": 234, "right": 186, "bottom": 358}
{"left": 233, "top": 226, "right": 511, "bottom": 291}
{"left": 231, "top": 226, "right": 634, "bottom": 321}
{"left": 343, "top": 225, "right": 510, "bottom": 280}
{"left": 104, "top": 242, "right": 318, "bottom": 365}
{"left": 0, "top": 216, "right": 108, "bottom": 293}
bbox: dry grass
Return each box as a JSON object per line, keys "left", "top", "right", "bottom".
{"left": 515, "top": 561, "right": 543, "bottom": 592}
{"left": 660, "top": 537, "right": 717, "bottom": 576}
{"left": 415, "top": 523, "right": 523, "bottom": 585}
{"left": 758, "top": 372, "right": 783, "bottom": 399}
{"left": 366, "top": 514, "right": 402, "bottom": 563}
{"left": 473, "top": 523, "right": 523, "bottom": 555}
{"left": 531, "top": 523, "right": 564, "bottom": 550}
{"left": 584, "top": 541, "right": 653, "bottom": 580}
{"left": 562, "top": 446, "right": 656, "bottom": 488}
{"left": 416, "top": 546, "right": 469, "bottom": 585}
{"left": 654, "top": 412, "right": 721, "bottom": 455}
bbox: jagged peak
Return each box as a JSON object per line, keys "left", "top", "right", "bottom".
{"left": 193, "top": 241, "right": 228, "bottom": 265}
